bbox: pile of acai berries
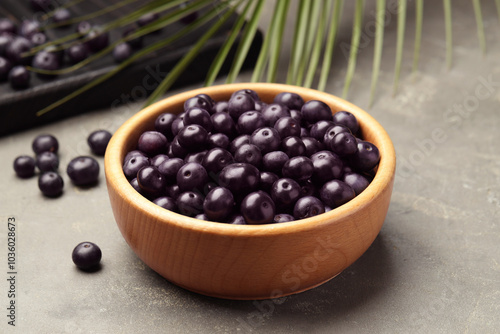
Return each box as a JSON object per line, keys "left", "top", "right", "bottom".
{"left": 123, "top": 89, "right": 380, "bottom": 225}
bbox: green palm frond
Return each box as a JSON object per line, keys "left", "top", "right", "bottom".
{"left": 34, "top": 0, "right": 496, "bottom": 115}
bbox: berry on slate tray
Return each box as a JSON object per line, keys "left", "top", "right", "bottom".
{"left": 38, "top": 171, "right": 64, "bottom": 197}
{"left": 32, "top": 134, "right": 59, "bottom": 154}
{"left": 8, "top": 66, "right": 31, "bottom": 89}
{"left": 87, "top": 130, "right": 112, "bottom": 156}
{"left": 0, "top": 56, "right": 12, "bottom": 81}
{"left": 13, "top": 155, "right": 36, "bottom": 178}
{"left": 123, "top": 90, "right": 381, "bottom": 224}
{"left": 36, "top": 151, "right": 59, "bottom": 172}
{"left": 67, "top": 156, "right": 100, "bottom": 186}
{"left": 66, "top": 43, "right": 90, "bottom": 64}
{"left": 72, "top": 242, "right": 102, "bottom": 271}
{"left": 113, "top": 42, "right": 133, "bottom": 63}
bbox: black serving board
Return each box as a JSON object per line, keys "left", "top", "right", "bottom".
{"left": 0, "top": 0, "right": 261, "bottom": 136}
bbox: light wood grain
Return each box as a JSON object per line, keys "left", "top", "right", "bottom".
{"left": 104, "top": 83, "right": 396, "bottom": 300}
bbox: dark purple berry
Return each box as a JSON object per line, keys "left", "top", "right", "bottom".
{"left": 293, "top": 196, "right": 325, "bottom": 220}
{"left": 207, "top": 133, "right": 230, "bottom": 149}
{"left": 52, "top": 8, "right": 72, "bottom": 25}
{"left": 240, "top": 191, "right": 275, "bottom": 225}
{"left": 13, "top": 155, "right": 36, "bottom": 178}
{"left": 330, "top": 132, "right": 358, "bottom": 156}
{"left": 309, "top": 120, "right": 335, "bottom": 141}
{"left": 0, "top": 18, "right": 16, "bottom": 35}
{"left": 274, "top": 116, "right": 301, "bottom": 138}
{"left": 6, "top": 36, "right": 33, "bottom": 64}
{"left": 262, "top": 151, "right": 288, "bottom": 174}
{"left": 301, "top": 100, "right": 333, "bottom": 124}
{"left": 30, "top": 32, "right": 47, "bottom": 47}
{"left": 274, "top": 213, "right": 295, "bottom": 223}
{"left": 271, "top": 178, "right": 301, "bottom": 210}
{"left": 171, "top": 114, "right": 185, "bottom": 136}
{"left": 150, "top": 154, "right": 169, "bottom": 169}
{"left": 137, "top": 131, "right": 167, "bottom": 156}
{"left": 203, "top": 187, "right": 234, "bottom": 222}
{"left": 0, "top": 35, "right": 14, "bottom": 57}
{"left": 67, "top": 156, "right": 100, "bottom": 186}
{"left": 72, "top": 242, "right": 102, "bottom": 271}
{"left": 211, "top": 112, "right": 237, "bottom": 138}
{"left": 184, "top": 150, "right": 207, "bottom": 164}
{"left": 158, "top": 157, "right": 184, "bottom": 183}
{"left": 323, "top": 124, "right": 351, "bottom": 148}
{"left": 229, "top": 134, "right": 251, "bottom": 154}
{"left": 76, "top": 21, "right": 92, "bottom": 36}
{"left": 123, "top": 154, "right": 149, "bottom": 179}
{"left": 311, "top": 150, "right": 343, "bottom": 183}
{"left": 273, "top": 92, "right": 304, "bottom": 110}
{"left": 349, "top": 141, "right": 380, "bottom": 172}
{"left": 261, "top": 103, "right": 290, "bottom": 126}
{"left": 228, "top": 214, "right": 246, "bottom": 225}
{"left": 154, "top": 113, "right": 176, "bottom": 140}
{"left": 153, "top": 196, "right": 177, "bottom": 211}
{"left": 320, "top": 180, "right": 355, "bottom": 209}
{"left": 259, "top": 171, "right": 279, "bottom": 193}
{"left": 237, "top": 111, "right": 265, "bottom": 135}
{"left": 8, "top": 66, "right": 30, "bottom": 89}
{"left": 85, "top": 27, "right": 109, "bottom": 52}
{"left": 32, "top": 134, "right": 59, "bottom": 154}
{"left": 218, "top": 163, "right": 260, "bottom": 196}
{"left": 124, "top": 149, "right": 146, "bottom": 162}
{"left": 333, "top": 111, "right": 359, "bottom": 134}
{"left": 38, "top": 172, "right": 64, "bottom": 197}
{"left": 281, "top": 136, "right": 306, "bottom": 158}
{"left": 32, "top": 50, "right": 61, "bottom": 77}
{"left": 87, "top": 130, "right": 112, "bottom": 156}
{"left": 302, "top": 137, "right": 323, "bottom": 156}
{"left": 282, "top": 156, "right": 313, "bottom": 182}
{"left": 234, "top": 143, "right": 262, "bottom": 168}
{"left": 202, "top": 147, "right": 234, "bottom": 175}
{"left": 184, "top": 107, "right": 213, "bottom": 132}
{"left": 36, "top": 151, "right": 59, "bottom": 172}
{"left": 20, "top": 20, "right": 40, "bottom": 38}
{"left": 184, "top": 96, "right": 213, "bottom": 114}
{"left": 0, "top": 57, "right": 12, "bottom": 81}
{"left": 176, "top": 191, "right": 204, "bottom": 217}
{"left": 228, "top": 93, "right": 255, "bottom": 120}
{"left": 66, "top": 43, "right": 90, "bottom": 64}
{"left": 213, "top": 100, "right": 229, "bottom": 113}
{"left": 176, "top": 162, "right": 208, "bottom": 192}
{"left": 230, "top": 89, "right": 260, "bottom": 101}
{"left": 130, "top": 178, "right": 145, "bottom": 195}
{"left": 137, "top": 166, "right": 165, "bottom": 194}
{"left": 251, "top": 127, "right": 281, "bottom": 154}
{"left": 176, "top": 124, "right": 208, "bottom": 151}
{"left": 169, "top": 136, "right": 188, "bottom": 158}
{"left": 343, "top": 172, "right": 370, "bottom": 195}
{"left": 113, "top": 43, "right": 132, "bottom": 63}
{"left": 165, "top": 183, "right": 181, "bottom": 199}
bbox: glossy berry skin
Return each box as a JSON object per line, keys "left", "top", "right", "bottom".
{"left": 201, "top": 148, "right": 234, "bottom": 174}
{"left": 274, "top": 116, "right": 301, "bottom": 138}
{"left": 13, "top": 155, "right": 36, "bottom": 178}
{"left": 228, "top": 214, "right": 246, "bottom": 225}
{"left": 343, "top": 172, "right": 370, "bottom": 195}
{"left": 76, "top": 21, "right": 92, "bottom": 36}
{"left": 171, "top": 115, "right": 185, "bottom": 136}
{"left": 20, "top": 20, "right": 40, "bottom": 38}
{"left": 251, "top": 127, "right": 281, "bottom": 154}
{"left": 184, "top": 96, "right": 213, "bottom": 114}
{"left": 153, "top": 196, "right": 177, "bottom": 211}
{"left": 237, "top": 111, "right": 265, "bottom": 135}
{"left": 330, "top": 132, "right": 358, "bottom": 157}
{"left": 113, "top": 43, "right": 132, "bottom": 63}
{"left": 32, "top": 50, "right": 61, "bottom": 77}
{"left": 165, "top": 184, "right": 181, "bottom": 199}
{"left": 30, "top": 32, "right": 47, "bottom": 47}
{"left": 0, "top": 35, "right": 14, "bottom": 57}
{"left": 124, "top": 149, "right": 146, "bottom": 161}
{"left": 169, "top": 137, "right": 188, "bottom": 158}
{"left": 176, "top": 162, "right": 208, "bottom": 192}
{"left": 6, "top": 37, "right": 32, "bottom": 64}
{"left": 274, "top": 213, "right": 294, "bottom": 223}
{"left": 273, "top": 92, "right": 304, "bottom": 110}
{"left": 8, "top": 66, "right": 30, "bottom": 89}
{"left": 0, "top": 18, "right": 16, "bottom": 35}
{"left": 213, "top": 101, "right": 229, "bottom": 113}
{"left": 85, "top": 27, "right": 109, "bottom": 52}
{"left": 282, "top": 156, "right": 313, "bottom": 182}
{"left": 218, "top": 163, "right": 260, "bottom": 196}
{"left": 323, "top": 124, "right": 351, "bottom": 149}
{"left": 310, "top": 150, "right": 343, "bottom": 184}
{"left": 157, "top": 158, "right": 184, "bottom": 184}
{"left": 38, "top": 172, "right": 64, "bottom": 197}
{"left": 261, "top": 103, "right": 290, "bottom": 126}
{"left": 67, "top": 156, "right": 100, "bottom": 186}
{"left": 203, "top": 187, "right": 234, "bottom": 222}
{"left": 349, "top": 141, "right": 380, "bottom": 172}
{"left": 271, "top": 178, "right": 301, "bottom": 210}
{"left": 234, "top": 143, "right": 262, "bottom": 168}
{"left": 137, "top": 131, "right": 167, "bottom": 156}
{"left": 301, "top": 100, "right": 333, "bottom": 124}
{"left": 72, "top": 242, "right": 102, "bottom": 271}
{"left": 32, "top": 134, "right": 59, "bottom": 154}
{"left": 281, "top": 136, "right": 306, "bottom": 158}
{"left": 66, "top": 43, "right": 90, "bottom": 64}
{"left": 262, "top": 151, "right": 289, "bottom": 175}
{"left": 87, "top": 130, "right": 112, "bottom": 156}
{"left": 0, "top": 57, "right": 12, "bottom": 81}
{"left": 129, "top": 178, "right": 145, "bottom": 195}
{"left": 240, "top": 191, "right": 276, "bottom": 225}
{"left": 177, "top": 124, "right": 208, "bottom": 151}
{"left": 211, "top": 112, "right": 237, "bottom": 138}
{"left": 320, "top": 180, "right": 355, "bottom": 209}
{"left": 229, "top": 134, "right": 251, "bottom": 154}
{"left": 154, "top": 113, "right": 177, "bottom": 140}
{"left": 302, "top": 137, "right": 323, "bottom": 156}
{"left": 333, "top": 111, "right": 359, "bottom": 134}
{"left": 176, "top": 191, "right": 204, "bottom": 217}
{"left": 137, "top": 166, "right": 165, "bottom": 194}
{"left": 309, "top": 120, "right": 335, "bottom": 141}
{"left": 36, "top": 151, "right": 59, "bottom": 172}
{"left": 231, "top": 89, "right": 260, "bottom": 102}
{"left": 259, "top": 171, "right": 279, "bottom": 193}
{"left": 207, "top": 133, "right": 230, "bottom": 149}
{"left": 228, "top": 93, "right": 255, "bottom": 120}
{"left": 123, "top": 154, "right": 149, "bottom": 179}
{"left": 184, "top": 107, "right": 213, "bottom": 132}
{"left": 293, "top": 196, "right": 325, "bottom": 220}
{"left": 150, "top": 154, "right": 169, "bottom": 168}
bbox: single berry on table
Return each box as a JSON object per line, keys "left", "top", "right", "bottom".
{"left": 8, "top": 66, "right": 30, "bottom": 89}
{"left": 72, "top": 242, "right": 102, "bottom": 271}
{"left": 66, "top": 43, "right": 90, "bottom": 64}
{"left": 13, "top": 155, "right": 36, "bottom": 178}
{"left": 67, "top": 156, "right": 100, "bottom": 186}
{"left": 87, "top": 130, "right": 112, "bottom": 156}
{"left": 32, "top": 134, "right": 59, "bottom": 154}
{"left": 36, "top": 151, "right": 59, "bottom": 172}
{"left": 113, "top": 43, "right": 133, "bottom": 63}
{"left": 38, "top": 172, "right": 64, "bottom": 197}
{"left": 5, "top": 36, "right": 33, "bottom": 64}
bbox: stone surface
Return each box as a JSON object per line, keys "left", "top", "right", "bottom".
{"left": 1, "top": 0, "right": 500, "bottom": 332}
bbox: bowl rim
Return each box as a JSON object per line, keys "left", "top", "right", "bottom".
{"left": 105, "top": 82, "right": 396, "bottom": 237}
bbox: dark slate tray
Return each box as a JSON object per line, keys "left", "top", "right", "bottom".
{"left": 0, "top": 0, "right": 261, "bottom": 136}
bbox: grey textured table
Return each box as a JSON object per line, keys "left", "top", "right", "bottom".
{"left": 1, "top": 1, "right": 500, "bottom": 333}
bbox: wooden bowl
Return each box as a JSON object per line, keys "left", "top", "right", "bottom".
{"left": 104, "top": 83, "right": 396, "bottom": 300}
